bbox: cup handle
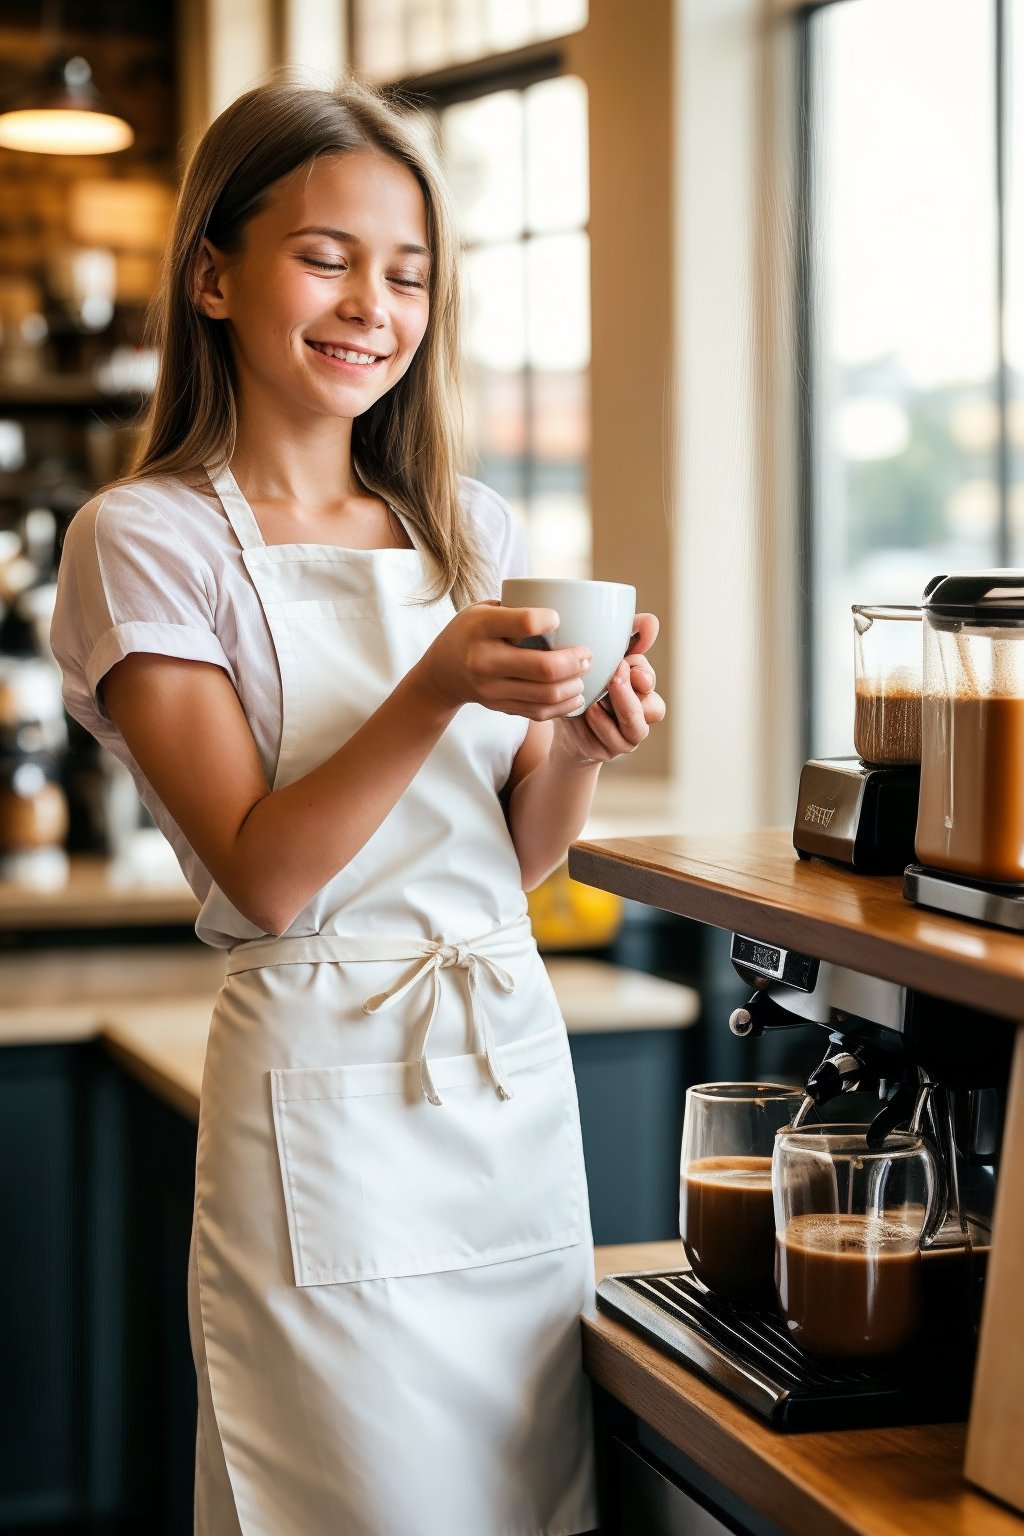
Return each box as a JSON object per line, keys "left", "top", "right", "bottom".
{"left": 919, "top": 1135, "right": 948, "bottom": 1249}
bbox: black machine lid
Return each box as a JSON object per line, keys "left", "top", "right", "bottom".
{"left": 923, "top": 571, "right": 1024, "bottom": 624}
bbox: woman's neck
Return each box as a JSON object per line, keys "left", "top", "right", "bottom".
{"left": 231, "top": 399, "right": 359, "bottom": 509}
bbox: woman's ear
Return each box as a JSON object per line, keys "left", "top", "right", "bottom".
{"left": 193, "top": 239, "right": 229, "bottom": 319}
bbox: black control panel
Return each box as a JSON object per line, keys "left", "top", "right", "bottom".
{"left": 730, "top": 933, "right": 819, "bottom": 992}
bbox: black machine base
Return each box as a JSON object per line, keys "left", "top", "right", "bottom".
{"left": 596, "top": 1269, "right": 974, "bottom": 1432}
{"left": 904, "top": 864, "right": 1024, "bottom": 933}
{"left": 793, "top": 757, "right": 920, "bottom": 874}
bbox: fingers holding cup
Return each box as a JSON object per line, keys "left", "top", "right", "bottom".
{"left": 501, "top": 577, "right": 637, "bottom": 717}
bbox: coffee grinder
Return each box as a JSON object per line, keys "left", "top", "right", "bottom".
{"left": 904, "top": 572, "right": 1024, "bottom": 931}
{"left": 596, "top": 932, "right": 1012, "bottom": 1431}
{"left": 794, "top": 605, "right": 921, "bottom": 874}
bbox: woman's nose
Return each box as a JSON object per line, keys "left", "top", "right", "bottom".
{"left": 336, "top": 271, "right": 387, "bottom": 329}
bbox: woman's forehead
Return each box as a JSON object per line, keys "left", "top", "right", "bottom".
{"left": 266, "top": 150, "right": 429, "bottom": 241}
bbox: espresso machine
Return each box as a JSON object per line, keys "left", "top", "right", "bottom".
{"left": 596, "top": 932, "right": 1012, "bottom": 1431}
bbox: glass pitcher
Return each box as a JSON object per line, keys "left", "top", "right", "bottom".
{"left": 852, "top": 604, "right": 923, "bottom": 766}
{"left": 915, "top": 573, "right": 1024, "bottom": 883}
{"left": 773, "top": 1123, "right": 941, "bottom": 1358}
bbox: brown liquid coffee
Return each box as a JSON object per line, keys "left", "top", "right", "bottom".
{"left": 776, "top": 1213, "right": 921, "bottom": 1358}
{"left": 681, "top": 1156, "right": 775, "bottom": 1302}
{"left": 854, "top": 685, "right": 922, "bottom": 765}
{"left": 920, "top": 1241, "right": 991, "bottom": 1344}
{"left": 917, "top": 693, "right": 1024, "bottom": 883}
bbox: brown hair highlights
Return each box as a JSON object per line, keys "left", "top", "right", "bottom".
{"left": 130, "top": 76, "right": 487, "bottom": 607}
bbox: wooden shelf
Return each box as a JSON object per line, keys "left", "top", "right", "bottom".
{"left": 587, "top": 1244, "right": 1022, "bottom": 1536}
{"left": 568, "top": 828, "right": 1024, "bottom": 1023}
{"left": 0, "top": 376, "right": 148, "bottom": 411}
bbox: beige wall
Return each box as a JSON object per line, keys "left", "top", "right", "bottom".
{"left": 672, "top": 0, "right": 801, "bottom": 830}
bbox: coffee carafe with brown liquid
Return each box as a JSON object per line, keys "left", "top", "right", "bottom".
{"left": 905, "top": 572, "right": 1024, "bottom": 930}
{"left": 793, "top": 605, "right": 922, "bottom": 873}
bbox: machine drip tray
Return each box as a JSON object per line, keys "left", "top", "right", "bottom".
{"left": 596, "top": 1269, "right": 974, "bottom": 1432}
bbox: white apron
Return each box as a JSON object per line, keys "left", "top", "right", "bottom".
{"left": 187, "top": 466, "right": 597, "bottom": 1536}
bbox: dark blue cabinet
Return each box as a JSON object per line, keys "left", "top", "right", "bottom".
{"left": 0, "top": 1045, "right": 196, "bottom": 1536}
{"left": 0, "top": 1046, "right": 82, "bottom": 1528}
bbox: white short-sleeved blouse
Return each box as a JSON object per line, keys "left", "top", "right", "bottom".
{"left": 49, "top": 471, "right": 532, "bottom": 905}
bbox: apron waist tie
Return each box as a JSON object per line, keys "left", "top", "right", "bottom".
{"left": 226, "top": 914, "right": 533, "bottom": 1106}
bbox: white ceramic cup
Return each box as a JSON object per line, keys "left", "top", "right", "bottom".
{"left": 500, "top": 577, "right": 638, "bottom": 718}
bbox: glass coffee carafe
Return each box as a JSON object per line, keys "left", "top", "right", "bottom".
{"left": 915, "top": 573, "right": 1024, "bottom": 885}
{"left": 679, "top": 1082, "right": 805, "bottom": 1305}
{"left": 773, "top": 1123, "right": 942, "bottom": 1359}
{"left": 852, "top": 604, "right": 923, "bottom": 766}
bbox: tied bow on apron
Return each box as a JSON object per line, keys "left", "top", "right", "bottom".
{"left": 227, "top": 913, "right": 532, "bottom": 1106}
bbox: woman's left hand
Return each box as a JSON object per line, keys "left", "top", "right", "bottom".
{"left": 553, "top": 612, "right": 666, "bottom": 765}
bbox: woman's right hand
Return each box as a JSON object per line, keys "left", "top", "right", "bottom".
{"left": 416, "top": 601, "right": 593, "bottom": 719}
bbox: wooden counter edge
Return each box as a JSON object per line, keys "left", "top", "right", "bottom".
{"left": 101, "top": 1029, "right": 202, "bottom": 1122}
{"left": 582, "top": 1311, "right": 858, "bottom": 1536}
{"left": 568, "top": 832, "right": 1024, "bottom": 1024}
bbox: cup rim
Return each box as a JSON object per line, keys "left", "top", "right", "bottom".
{"left": 500, "top": 577, "right": 636, "bottom": 597}
{"left": 776, "top": 1122, "right": 926, "bottom": 1159}
{"left": 687, "top": 1081, "right": 805, "bottom": 1103}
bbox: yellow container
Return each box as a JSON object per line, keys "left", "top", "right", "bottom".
{"left": 526, "top": 861, "right": 624, "bottom": 951}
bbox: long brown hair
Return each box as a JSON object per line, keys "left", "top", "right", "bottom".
{"left": 129, "top": 76, "right": 487, "bottom": 607}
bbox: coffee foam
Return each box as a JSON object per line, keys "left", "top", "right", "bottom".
{"left": 784, "top": 1212, "right": 920, "bottom": 1255}
{"left": 687, "top": 1159, "right": 773, "bottom": 1192}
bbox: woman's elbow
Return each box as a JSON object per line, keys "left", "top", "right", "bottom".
{"left": 222, "top": 878, "right": 296, "bottom": 939}
{"left": 519, "top": 857, "right": 559, "bottom": 894}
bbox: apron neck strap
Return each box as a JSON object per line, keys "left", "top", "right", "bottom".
{"left": 206, "top": 462, "right": 266, "bottom": 552}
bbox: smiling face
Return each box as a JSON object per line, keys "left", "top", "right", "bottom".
{"left": 196, "top": 148, "right": 432, "bottom": 429}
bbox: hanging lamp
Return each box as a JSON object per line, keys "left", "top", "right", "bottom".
{"left": 0, "top": 50, "right": 134, "bottom": 157}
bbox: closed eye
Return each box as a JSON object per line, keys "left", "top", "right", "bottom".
{"left": 304, "top": 257, "right": 345, "bottom": 272}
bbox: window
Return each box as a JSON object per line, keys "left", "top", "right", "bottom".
{"left": 441, "top": 76, "right": 590, "bottom": 576}
{"left": 351, "top": 0, "right": 587, "bottom": 82}
{"left": 804, "top": 0, "right": 1002, "bottom": 755}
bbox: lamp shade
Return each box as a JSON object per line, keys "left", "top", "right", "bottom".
{"left": 0, "top": 56, "right": 134, "bottom": 156}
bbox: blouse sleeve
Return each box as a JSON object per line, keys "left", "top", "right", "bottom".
{"left": 50, "top": 485, "right": 234, "bottom": 734}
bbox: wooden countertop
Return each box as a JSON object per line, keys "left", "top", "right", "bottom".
{"left": 0, "top": 850, "right": 199, "bottom": 930}
{"left": 587, "top": 1243, "right": 1022, "bottom": 1536}
{"left": 568, "top": 828, "right": 1024, "bottom": 1022}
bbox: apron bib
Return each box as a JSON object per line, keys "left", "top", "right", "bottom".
{"left": 189, "top": 466, "right": 597, "bottom": 1536}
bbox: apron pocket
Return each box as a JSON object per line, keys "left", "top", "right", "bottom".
{"left": 270, "top": 1026, "right": 583, "bottom": 1286}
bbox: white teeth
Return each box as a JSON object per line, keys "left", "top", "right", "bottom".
{"left": 310, "top": 341, "right": 380, "bottom": 364}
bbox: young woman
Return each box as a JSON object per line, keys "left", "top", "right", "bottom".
{"left": 51, "top": 78, "right": 665, "bottom": 1535}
